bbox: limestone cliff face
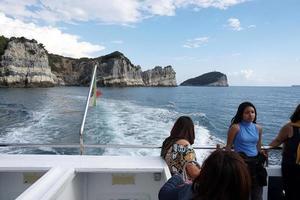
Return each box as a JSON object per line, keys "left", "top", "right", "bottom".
{"left": 49, "top": 52, "right": 145, "bottom": 86}
{"left": 142, "top": 66, "right": 177, "bottom": 86}
{"left": 48, "top": 54, "right": 82, "bottom": 86}
{"left": 96, "top": 52, "right": 144, "bottom": 86}
{"left": 180, "top": 71, "right": 229, "bottom": 87}
{"left": 0, "top": 36, "right": 177, "bottom": 87}
{"left": 0, "top": 37, "right": 56, "bottom": 87}
{"left": 50, "top": 51, "right": 177, "bottom": 87}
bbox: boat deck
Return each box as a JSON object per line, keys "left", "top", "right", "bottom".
{"left": 0, "top": 154, "right": 283, "bottom": 200}
{"left": 0, "top": 154, "right": 170, "bottom": 200}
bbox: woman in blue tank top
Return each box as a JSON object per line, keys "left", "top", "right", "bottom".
{"left": 226, "top": 101, "right": 266, "bottom": 200}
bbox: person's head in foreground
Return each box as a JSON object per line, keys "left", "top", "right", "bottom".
{"left": 192, "top": 150, "right": 251, "bottom": 200}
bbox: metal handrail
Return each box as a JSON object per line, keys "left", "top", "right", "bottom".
{"left": 0, "top": 143, "right": 282, "bottom": 150}
{"left": 0, "top": 143, "right": 282, "bottom": 167}
{"left": 79, "top": 64, "right": 98, "bottom": 155}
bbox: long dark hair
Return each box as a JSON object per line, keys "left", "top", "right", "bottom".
{"left": 192, "top": 150, "right": 251, "bottom": 200}
{"left": 161, "top": 116, "right": 195, "bottom": 158}
{"left": 231, "top": 101, "right": 257, "bottom": 125}
{"left": 290, "top": 104, "right": 300, "bottom": 122}
{"left": 169, "top": 116, "right": 195, "bottom": 144}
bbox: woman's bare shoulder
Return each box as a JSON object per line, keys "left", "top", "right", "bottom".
{"left": 255, "top": 124, "right": 262, "bottom": 131}
{"left": 230, "top": 124, "right": 240, "bottom": 131}
{"left": 284, "top": 122, "right": 293, "bottom": 128}
{"left": 282, "top": 122, "right": 293, "bottom": 133}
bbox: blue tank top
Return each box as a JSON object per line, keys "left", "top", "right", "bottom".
{"left": 234, "top": 121, "right": 259, "bottom": 157}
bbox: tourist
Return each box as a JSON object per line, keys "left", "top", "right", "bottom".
{"left": 269, "top": 103, "right": 300, "bottom": 200}
{"left": 161, "top": 116, "right": 200, "bottom": 182}
{"left": 226, "top": 101, "right": 267, "bottom": 200}
{"left": 158, "top": 150, "right": 251, "bottom": 200}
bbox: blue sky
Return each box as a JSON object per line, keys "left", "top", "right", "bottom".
{"left": 0, "top": 0, "right": 299, "bottom": 86}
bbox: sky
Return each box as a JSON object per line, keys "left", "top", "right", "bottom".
{"left": 0, "top": 0, "right": 299, "bottom": 86}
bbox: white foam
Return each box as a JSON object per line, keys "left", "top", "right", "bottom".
{"left": 86, "top": 97, "right": 223, "bottom": 159}
{"left": 1, "top": 95, "right": 224, "bottom": 158}
{"left": 2, "top": 109, "right": 54, "bottom": 144}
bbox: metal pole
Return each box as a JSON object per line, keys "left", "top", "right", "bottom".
{"left": 0, "top": 143, "right": 282, "bottom": 150}
{"left": 79, "top": 65, "right": 98, "bottom": 155}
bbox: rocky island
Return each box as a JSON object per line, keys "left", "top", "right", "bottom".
{"left": 180, "top": 71, "right": 228, "bottom": 87}
{"left": 0, "top": 36, "right": 177, "bottom": 87}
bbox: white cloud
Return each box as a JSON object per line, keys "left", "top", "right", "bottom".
{"left": 240, "top": 69, "right": 253, "bottom": 79}
{"left": 227, "top": 69, "right": 291, "bottom": 86}
{"left": 175, "top": 0, "right": 247, "bottom": 10}
{"left": 183, "top": 37, "right": 209, "bottom": 48}
{"left": 0, "top": 12, "right": 105, "bottom": 58}
{"left": 229, "top": 69, "right": 254, "bottom": 79}
{"left": 143, "top": 0, "right": 176, "bottom": 16}
{"left": 227, "top": 18, "right": 243, "bottom": 31}
{"left": 0, "top": 0, "right": 247, "bottom": 25}
{"left": 228, "top": 69, "right": 256, "bottom": 85}
{"left": 0, "top": 0, "right": 37, "bottom": 20}
{"left": 142, "top": 0, "right": 247, "bottom": 17}
{"left": 0, "top": 0, "right": 142, "bottom": 25}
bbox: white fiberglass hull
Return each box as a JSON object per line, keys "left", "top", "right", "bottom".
{"left": 0, "top": 154, "right": 282, "bottom": 200}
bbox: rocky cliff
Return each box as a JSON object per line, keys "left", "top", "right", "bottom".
{"left": 0, "top": 36, "right": 57, "bottom": 87}
{"left": 96, "top": 51, "right": 145, "bottom": 86}
{"left": 49, "top": 51, "right": 177, "bottom": 87}
{"left": 142, "top": 66, "right": 176, "bottom": 86}
{"left": 180, "top": 71, "right": 228, "bottom": 87}
{"left": 0, "top": 36, "right": 177, "bottom": 87}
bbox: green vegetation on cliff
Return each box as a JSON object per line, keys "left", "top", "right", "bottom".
{"left": 0, "top": 35, "right": 9, "bottom": 57}
{"left": 48, "top": 54, "right": 63, "bottom": 68}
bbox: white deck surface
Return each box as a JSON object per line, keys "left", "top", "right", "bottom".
{"left": 0, "top": 154, "right": 171, "bottom": 200}
{"left": 0, "top": 154, "right": 168, "bottom": 172}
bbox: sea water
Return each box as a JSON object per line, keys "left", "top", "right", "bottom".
{"left": 0, "top": 86, "right": 299, "bottom": 164}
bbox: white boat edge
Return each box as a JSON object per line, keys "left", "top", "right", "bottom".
{"left": 0, "top": 154, "right": 171, "bottom": 200}
{"left": 0, "top": 154, "right": 282, "bottom": 200}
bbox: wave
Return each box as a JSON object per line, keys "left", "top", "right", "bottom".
{"left": 0, "top": 103, "right": 32, "bottom": 131}
{"left": 1, "top": 95, "right": 223, "bottom": 159}
{"left": 83, "top": 97, "right": 224, "bottom": 160}
{"left": 0, "top": 96, "right": 225, "bottom": 159}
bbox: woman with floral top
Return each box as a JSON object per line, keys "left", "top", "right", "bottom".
{"left": 161, "top": 116, "right": 200, "bottom": 181}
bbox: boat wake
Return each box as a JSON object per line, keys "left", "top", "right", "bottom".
{"left": 84, "top": 98, "right": 223, "bottom": 161}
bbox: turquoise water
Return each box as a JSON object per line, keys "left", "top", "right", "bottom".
{"left": 0, "top": 86, "right": 299, "bottom": 164}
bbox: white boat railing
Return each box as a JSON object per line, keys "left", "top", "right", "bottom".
{"left": 0, "top": 142, "right": 282, "bottom": 168}
{"left": 0, "top": 142, "right": 282, "bottom": 164}
{"left": 0, "top": 143, "right": 282, "bottom": 150}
